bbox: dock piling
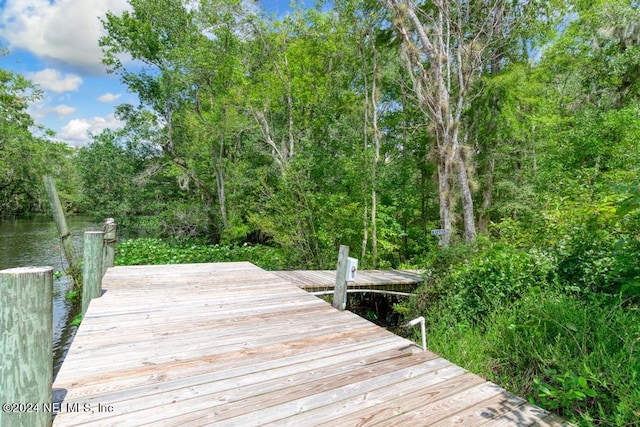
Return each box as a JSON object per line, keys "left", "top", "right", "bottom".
{"left": 102, "top": 218, "right": 117, "bottom": 274}
{"left": 332, "top": 245, "right": 349, "bottom": 310}
{"left": 82, "top": 231, "right": 105, "bottom": 315}
{"left": 0, "top": 267, "right": 53, "bottom": 427}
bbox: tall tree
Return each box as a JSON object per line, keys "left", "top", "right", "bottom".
{"left": 100, "top": 0, "right": 254, "bottom": 239}
{"left": 379, "top": 0, "right": 542, "bottom": 245}
{"left": 0, "top": 59, "right": 74, "bottom": 214}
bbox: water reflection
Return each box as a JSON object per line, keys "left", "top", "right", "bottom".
{"left": 0, "top": 215, "right": 99, "bottom": 376}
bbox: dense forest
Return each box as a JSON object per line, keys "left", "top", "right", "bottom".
{"left": 1, "top": 0, "right": 639, "bottom": 424}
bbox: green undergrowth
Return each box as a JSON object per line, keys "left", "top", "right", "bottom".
{"left": 115, "top": 237, "right": 287, "bottom": 270}
{"left": 396, "top": 237, "right": 640, "bottom": 426}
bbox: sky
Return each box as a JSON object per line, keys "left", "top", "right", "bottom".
{"left": 0, "top": 0, "right": 321, "bottom": 147}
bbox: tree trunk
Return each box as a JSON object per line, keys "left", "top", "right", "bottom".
{"left": 214, "top": 169, "right": 228, "bottom": 230}
{"left": 360, "top": 31, "right": 370, "bottom": 262}
{"left": 212, "top": 139, "right": 228, "bottom": 231}
{"left": 253, "top": 23, "right": 295, "bottom": 166}
{"left": 478, "top": 157, "right": 495, "bottom": 234}
{"left": 437, "top": 159, "right": 453, "bottom": 247}
{"left": 361, "top": 203, "right": 368, "bottom": 260}
{"left": 371, "top": 189, "right": 378, "bottom": 265}
{"left": 381, "top": 0, "right": 511, "bottom": 246}
{"left": 456, "top": 146, "right": 476, "bottom": 242}
{"left": 370, "top": 40, "right": 380, "bottom": 267}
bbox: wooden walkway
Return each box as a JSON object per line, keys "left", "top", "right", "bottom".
{"left": 272, "top": 269, "right": 422, "bottom": 293}
{"left": 52, "top": 262, "right": 567, "bottom": 426}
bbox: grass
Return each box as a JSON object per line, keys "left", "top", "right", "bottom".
{"left": 398, "top": 241, "right": 640, "bottom": 426}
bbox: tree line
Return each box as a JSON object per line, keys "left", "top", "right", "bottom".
{"left": 2, "top": 0, "right": 638, "bottom": 269}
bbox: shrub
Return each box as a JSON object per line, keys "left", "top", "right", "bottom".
{"left": 404, "top": 242, "right": 557, "bottom": 327}
{"left": 397, "top": 238, "right": 640, "bottom": 425}
{"left": 415, "top": 283, "right": 640, "bottom": 425}
{"left": 115, "top": 238, "right": 286, "bottom": 270}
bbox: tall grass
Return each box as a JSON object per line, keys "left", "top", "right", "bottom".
{"left": 398, "top": 240, "right": 640, "bottom": 426}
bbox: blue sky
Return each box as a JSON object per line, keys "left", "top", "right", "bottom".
{"left": 0, "top": 0, "right": 323, "bottom": 147}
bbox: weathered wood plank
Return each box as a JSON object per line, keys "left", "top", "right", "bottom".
{"left": 57, "top": 347, "right": 432, "bottom": 425}
{"left": 56, "top": 320, "right": 386, "bottom": 380}
{"left": 372, "top": 382, "right": 507, "bottom": 427}
{"left": 532, "top": 414, "right": 573, "bottom": 427}
{"left": 276, "top": 363, "right": 467, "bottom": 426}
{"left": 429, "top": 389, "right": 528, "bottom": 426}
{"left": 272, "top": 269, "right": 423, "bottom": 293}
{"left": 479, "top": 404, "right": 558, "bottom": 426}
{"left": 52, "top": 262, "right": 562, "bottom": 426}
{"left": 57, "top": 336, "right": 406, "bottom": 405}
{"left": 163, "top": 354, "right": 452, "bottom": 426}
{"left": 321, "top": 372, "right": 488, "bottom": 426}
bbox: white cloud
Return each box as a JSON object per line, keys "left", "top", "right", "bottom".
{"left": 57, "top": 114, "right": 124, "bottom": 146}
{"left": 26, "top": 68, "right": 83, "bottom": 93}
{"left": 0, "top": 0, "right": 131, "bottom": 73}
{"left": 51, "top": 104, "right": 77, "bottom": 117}
{"left": 98, "top": 92, "right": 122, "bottom": 103}
{"left": 26, "top": 95, "right": 76, "bottom": 121}
{"left": 26, "top": 99, "right": 48, "bottom": 121}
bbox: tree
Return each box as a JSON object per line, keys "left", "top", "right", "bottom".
{"left": 379, "top": 0, "right": 543, "bottom": 245}
{"left": 100, "top": 0, "right": 251, "bottom": 239}
{"left": 533, "top": 0, "right": 640, "bottom": 209}
{"left": 0, "top": 58, "right": 75, "bottom": 214}
{"left": 99, "top": 0, "right": 489, "bottom": 263}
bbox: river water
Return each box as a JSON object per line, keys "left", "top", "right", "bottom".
{"left": 0, "top": 215, "right": 99, "bottom": 376}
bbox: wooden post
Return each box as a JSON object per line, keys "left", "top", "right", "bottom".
{"left": 332, "top": 245, "right": 349, "bottom": 311}
{"left": 0, "top": 267, "right": 53, "bottom": 427}
{"left": 43, "top": 175, "right": 81, "bottom": 285}
{"left": 102, "top": 218, "right": 117, "bottom": 274}
{"left": 82, "top": 231, "right": 104, "bottom": 316}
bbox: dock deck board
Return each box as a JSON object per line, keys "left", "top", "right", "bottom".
{"left": 272, "top": 269, "right": 423, "bottom": 293}
{"left": 52, "top": 262, "right": 566, "bottom": 426}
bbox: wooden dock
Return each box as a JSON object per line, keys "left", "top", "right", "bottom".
{"left": 272, "top": 269, "right": 422, "bottom": 293}
{"left": 52, "top": 262, "right": 567, "bottom": 426}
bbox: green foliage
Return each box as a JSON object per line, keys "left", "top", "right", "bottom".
{"left": 533, "top": 370, "right": 598, "bottom": 414}
{"left": 616, "top": 181, "right": 640, "bottom": 218}
{"left": 95, "top": 0, "right": 434, "bottom": 265}
{"left": 65, "top": 290, "right": 79, "bottom": 302}
{"left": 67, "top": 1, "right": 640, "bottom": 425}
{"left": 69, "top": 313, "right": 82, "bottom": 327}
{"left": 554, "top": 226, "right": 639, "bottom": 296}
{"left": 73, "top": 107, "right": 215, "bottom": 238}
{"left": 495, "top": 292, "right": 639, "bottom": 424}
{"left": 400, "top": 234, "right": 640, "bottom": 425}
{"left": 0, "top": 1, "right": 634, "bottom": 425}
{"left": 0, "top": 61, "right": 78, "bottom": 214}
{"left": 115, "top": 238, "right": 286, "bottom": 270}
{"left": 406, "top": 242, "right": 557, "bottom": 326}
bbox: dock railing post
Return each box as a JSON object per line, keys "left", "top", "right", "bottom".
{"left": 102, "top": 218, "right": 117, "bottom": 275}
{"left": 82, "top": 231, "right": 104, "bottom": 315}
{"left": 332, "top": 245, "right": 349, "bottom": 311}
{"left": 0, "top": 267, "right": 53, "bottom": 427}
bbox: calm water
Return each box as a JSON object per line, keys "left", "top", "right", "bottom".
{"left": 0, "top": 215, "right": 100, "bottom": 375}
